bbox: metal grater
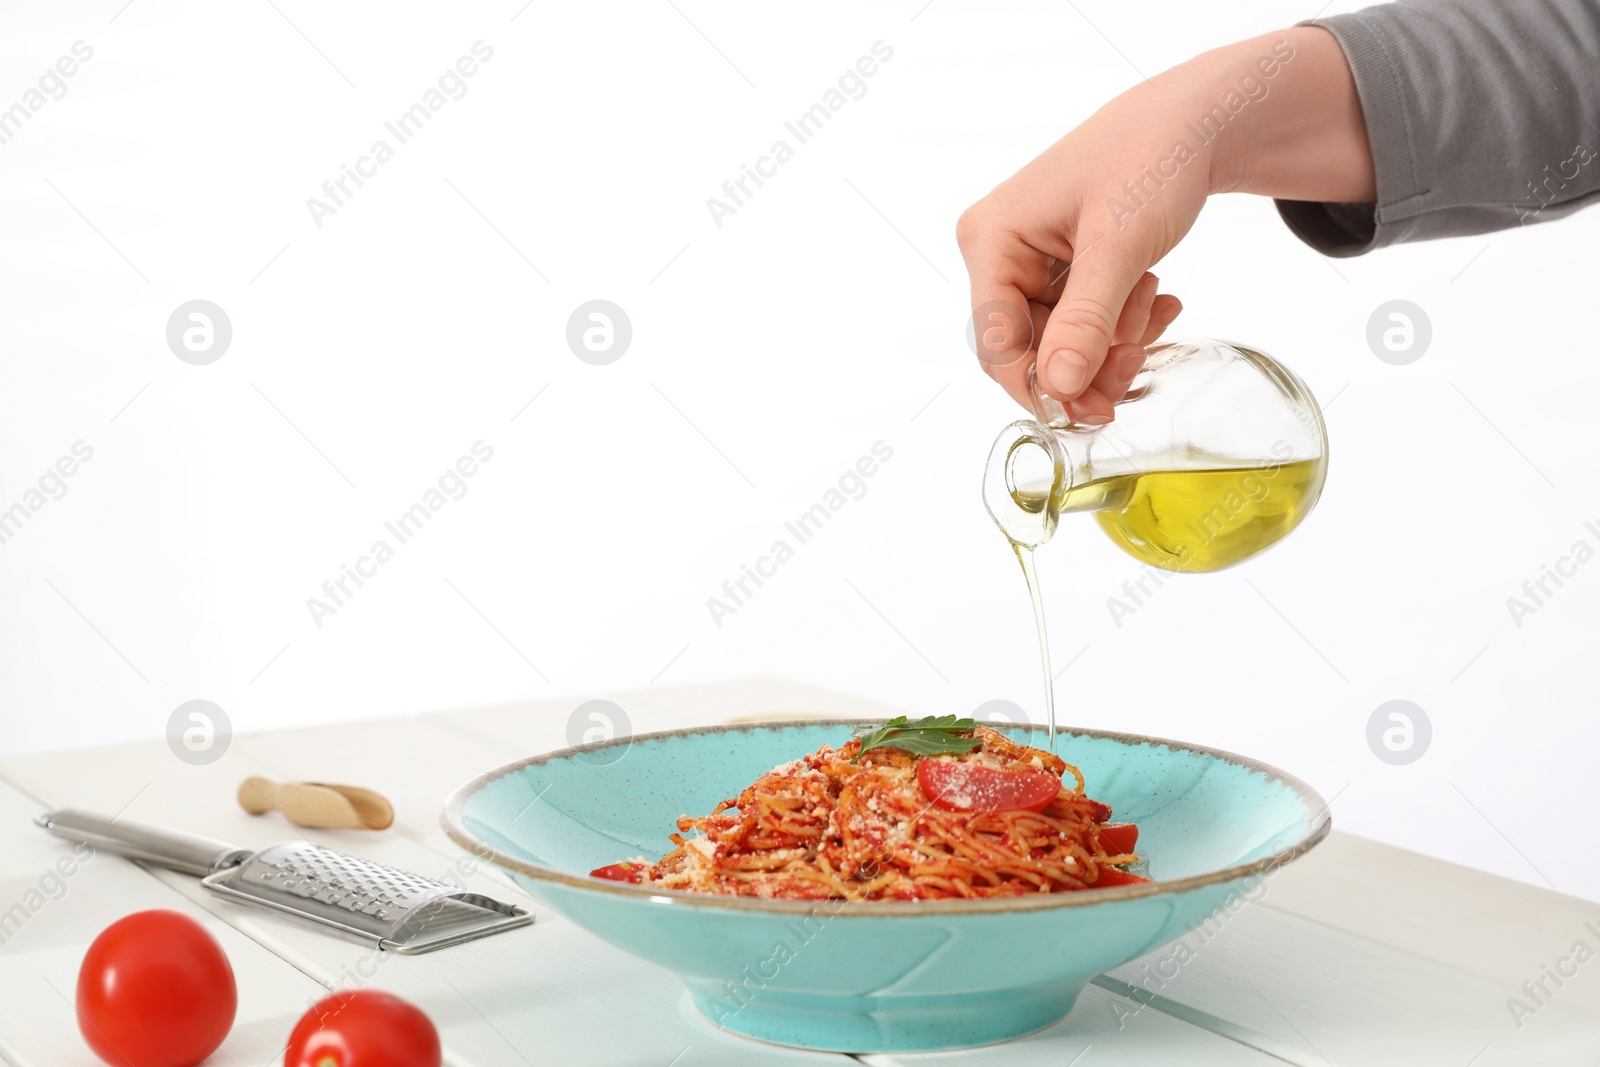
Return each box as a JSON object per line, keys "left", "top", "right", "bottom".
{"left": 39, "top": 808, "right": 532, "bottom": 954}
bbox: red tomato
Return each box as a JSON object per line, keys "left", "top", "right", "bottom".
{"left": 917, "top": 759, "right": 1062, "bottom": 814}
{"left": 589, "top": 862, "right": 644, "bottom": 884}
{"left": 286, "top": 990, "right": 441, "bottom": 1067}
{"left": 1096, "top": 822, "right": 1139, "bottom": 855}
{"left": 1092, "top": 866, "right": 1151, "bottom": 888}
{"left": 76, "top": 909, "right": 236, "bottom": 1067}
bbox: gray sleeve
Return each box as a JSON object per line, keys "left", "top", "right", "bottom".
{"left": 1275, "top": 0, "right": 1600, "bottom": 257}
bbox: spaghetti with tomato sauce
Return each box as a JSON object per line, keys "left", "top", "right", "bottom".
{"left": 590, "top": 725, "right": 1146, "bottom": 900}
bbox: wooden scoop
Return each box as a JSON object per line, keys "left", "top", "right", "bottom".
{"left": 237, "top": 777, "right": 393, "bottom": 831}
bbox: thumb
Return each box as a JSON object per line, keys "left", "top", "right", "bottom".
{"left": 1036, "top": 243, "right": 1151, "bottom": 401}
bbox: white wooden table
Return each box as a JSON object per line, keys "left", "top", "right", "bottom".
{"left": 1, "top": 679, "right": 1595, "bottom": 1066}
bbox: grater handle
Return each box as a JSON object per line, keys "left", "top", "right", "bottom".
{"left": 37, "top": 808, "right": 251, "bottom": 877}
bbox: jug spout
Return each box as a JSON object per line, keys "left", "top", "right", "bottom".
{"left": 982, "top": 420, "right": 1071, "bottom": 549}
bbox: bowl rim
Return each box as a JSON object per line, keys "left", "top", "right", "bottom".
{"left": 440, "top": 719, "right": 1333, "bottom": 916}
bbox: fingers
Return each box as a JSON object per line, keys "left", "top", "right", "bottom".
{"left": 960, "top": 220, "right": 1053, "bottom": 410}
{"left": 1035, "top": 242, "right": 1153, "bottom": 402}
{"left": 1079, "top": 273, "right": 1155, "bottom": 413}
{"left": 1114, "top": 274, "right": 1159, "bottom": 345}
{"left": 1079, "top": 277, "right": 1185, "bottom": 415}
{"left": 1086, "top": 273, "right": 1160, "bottom": 408}
{"left": 1096, "top": 343, "right": 1151, "bottom": 406}
{"left": 1064, "top": 345, "right": 1145, "bottom": 424}
{"left": 1037, "top": 256, "right": 1073, "bottom": 306}
{"left": 1142, "top": 293, "right": 1184, "bottom": 345}
{"left": 968, "top": 288, "right": 1039, "bottom": 411}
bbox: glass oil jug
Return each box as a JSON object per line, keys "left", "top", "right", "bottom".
{"left": 983, "top": 339, "right": 1328, "bottom": 572}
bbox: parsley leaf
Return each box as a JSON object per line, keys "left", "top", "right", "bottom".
{"left": 850, "top": 715, "right": 982, "bottom": 762}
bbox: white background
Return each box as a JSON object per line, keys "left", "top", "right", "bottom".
{"left": 2, "top": 0, "right": 1596, "bottom": 901}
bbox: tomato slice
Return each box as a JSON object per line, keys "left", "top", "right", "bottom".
{"left": 1092, "top": 866, "right": 1150, "bottom": 887}
{"left": 916, "top": 759, "right": 1062, "bottom": 814}
{"left": 1096, "top": 822, "right": 1139, "bottom": 855}
{"left": 590, "top": 862, "right": 645, "bottom": 884}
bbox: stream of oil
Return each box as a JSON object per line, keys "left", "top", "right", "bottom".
{"left": 1012, "top": 543, "right": 1057, "bottom": 753}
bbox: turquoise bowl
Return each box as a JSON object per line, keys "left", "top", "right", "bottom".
{"left": 442, "top": 722, "right": 1329, "bottom": 1053}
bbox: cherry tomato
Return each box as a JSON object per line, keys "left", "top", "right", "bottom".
{"left": 1096, "top": 822, "right": 1139, "bottom": 855}
{"left": 76, "top": 909, "right": 237, "bottom": 1067}
{"left": 285, "top": 990, "right": 441, "bottom": 1067}
{"left": 1091, "top": 866, "right": 1151, "bottom": 888}
{"left": 916, "top": 759, "right": 1062, "bottom": 814}
{"left": 589, "top": 861, "right": 644, "bottom": 884}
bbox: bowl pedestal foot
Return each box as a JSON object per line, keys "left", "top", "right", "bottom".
{"left": 686, "top": 976, "right": 1088, "bottom": 1052}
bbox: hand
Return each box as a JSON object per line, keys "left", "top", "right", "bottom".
{"left": 957, "top": 27, "right": 1374, "bottom": 420}
{"left": 956, "top": 85, "right": 1199, "bottom": 422}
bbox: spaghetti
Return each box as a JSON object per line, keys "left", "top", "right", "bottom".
{"left": 589, "top": 725, "right": 1147, "bottom": 900}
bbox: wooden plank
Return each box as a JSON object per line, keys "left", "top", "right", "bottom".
{"left": 862, "top": 984, "right": 1289, "bottom": 1066}
{"left": 1262, "top": 830, "right": 1600, "bottom": 1017}
{"left": 1097, "top": 895, "right": 1600, "bottom": 1066}
{"left": 0, "top": 778, "right": 332, "bottom": 1067}
{"left": 870, "top": 876, "right": 1600, "bottom": 1067}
